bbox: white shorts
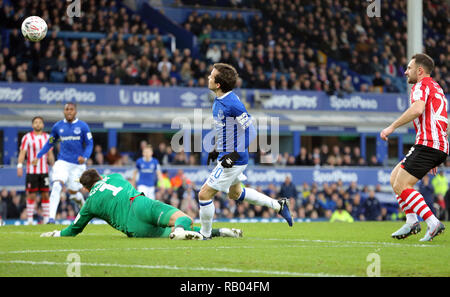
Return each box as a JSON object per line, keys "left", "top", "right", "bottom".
{"left": 206, "top": 162, "right": 247, "bottom": 193}
{"left": 137, "top": 185, "right": 155, "bottom": 200}
{"left": 51, "top": 160, "right": 86, "bottom": 192}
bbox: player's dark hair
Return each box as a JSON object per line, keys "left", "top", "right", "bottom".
{"left": 213, "top": 63, "right": 238, "bottom": 93}
{"left": 79, "top": 169, "right": 102, "bottom": 191}
{"left": 31, "top": 116, "right": 44, "bottom": 124}
{"left": 412, "top": 53, "right": 434, "bottom": 74}
{"left": 65, "top": 102, "right": 77, "bottom": 109}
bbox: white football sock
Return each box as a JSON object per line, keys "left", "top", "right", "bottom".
{"left": 425, "top": 215, "right": 440, "bottom": 229}
{"left": 199, "top": 199, "right": 215, "bottom": 238}
{"left": 240, "top": 188, "right": 281, "bottom": 212}
{"left": 405, "top": 213, "right": 418, "bottom": 225}
{"left": 49, "top": 182, "right": 62, "bottom": 220}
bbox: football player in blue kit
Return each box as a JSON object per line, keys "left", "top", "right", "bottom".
{"left": 34, "top": 102, "right": 93, "bottom": 223}
{"left": 131, "top": 144, "right": 162, "bottom": 199}
{"left": 198, "top": 63, "right": 293, "bottom": 239}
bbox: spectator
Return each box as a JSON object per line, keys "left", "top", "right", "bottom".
{"left": 6, "top": 190, "right": 24, "bottom": 219}
{"left": 157, "top": 170, "right": 172, "bottom": 189}
{"left": 384, "top": 77, "right": 399, "bottom": 93}
{"left": 0, "top": 189, "right": 10, "bottom": 220}
{"left": 372, "top": 71, "right": 385, "bottom": 88}
{"left": 170, "top": 169, "right": 191, "bottom": 189}
{"left": 419, "top": 174, "right": 436, "bottom": 215}
{"left": 206, "top": 45, "right": 221, "bottom": 63}
{"left": 105, "top": 147, "right": 122, "bottom": 165}
{"left": 302, "top": 193, "right": 322, "bottom": 218}
{"left": 180, "top": 184, "right": 198, "bottom": 218}
{"left": 360, "top": 189, "right": 382, "bottom": 221}
{"left": 431, "top": 170, "right": 448, "bottom": 198}
{"left": 350, "top": 193, "right": 364, "bottom": 219}
{"left": 368, "top": 155, "right": 382, "bottom": 166}
{"left": 330, "top": 201, "right": 354, "bottom": 223}
{"left": 279, "top": 176, "right": 298, "bottom": 201}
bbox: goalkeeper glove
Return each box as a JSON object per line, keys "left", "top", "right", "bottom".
{"left": 40, "top": 230, "right": 61, "bottom": 237}
{"left": 207, "top": 151, "right": 219, "bottom": 165}
{"left": 219, "top": 151, "right": 240, "bottom": 168}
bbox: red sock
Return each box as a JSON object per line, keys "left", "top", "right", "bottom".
{"left": 26, "top": 199, "right": 35, "bottom": 221}
{"left": 399, "top": 189, "right": 433, "bottom": 220}
{"left": 41, "top": 198, "right": 50, "bottom": 221}
{"left": 396, "top": 195, "right": 414, "bottom": 214}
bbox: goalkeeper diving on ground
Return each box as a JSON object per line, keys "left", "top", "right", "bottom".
{"left": 40, "top": 169, "right": 242, "bottom": 240}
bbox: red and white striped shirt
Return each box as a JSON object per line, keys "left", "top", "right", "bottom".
{"left": 410, "top": 77, "right": 449, "bottom": 154}
{"left": 20, "top": 131, "right": 50, "bottom": 174}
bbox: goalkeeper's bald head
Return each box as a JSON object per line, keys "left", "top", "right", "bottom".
{"left": 79, "top": 169, "right": 102, "bottom": 191}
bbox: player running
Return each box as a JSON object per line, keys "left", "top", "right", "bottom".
{"left": 17, "top": 116, "right": 55, "bottom": 224}
{"left": 35, "top": 102, "right": 94, "bottom": 223}
{"left": 40, "top": 169, "right": 242, "bottom": 239}
{"left": 380, "top": 53, "right": 447, "bottom": 241}
{"left": 131, "top": 145, "right": 162, "bottom": 200}
{"left": 198, "top": 63, "right": 293, "bottom": 240}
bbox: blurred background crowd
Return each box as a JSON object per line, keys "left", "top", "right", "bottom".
{"left": 0, "top": 0, "right": 448, "bottom": 94}
{"left": 2, "top": 168, "right": 449, "bottom": 224}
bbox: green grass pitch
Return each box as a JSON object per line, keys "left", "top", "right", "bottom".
{"left": 0, "top": 221, "right": 449, "bottom": 277}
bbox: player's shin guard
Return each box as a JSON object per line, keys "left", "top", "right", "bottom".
{"left": 237, "top": 187, "right": 281, "bottom": 212}
{"left": 48, "top": 182, "right": 62, "bottom": 220}
{"left": 199, "top": 199, "right": 214, "bottom": 238}
{"left": 174, "top": 216, "right": 193, "bottom": 231}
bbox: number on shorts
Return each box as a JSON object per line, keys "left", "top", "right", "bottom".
{"left": 99, "top": 183, "right": 123, "bottom": 196}
{"left": 213, "top": 167, "right": 223, "bottom": 179}
{"left": 405, "top": 146, "right": 415, "bottom": 158}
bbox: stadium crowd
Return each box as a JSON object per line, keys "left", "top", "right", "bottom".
{"left": 2, "top": 169, "right": 449, "bottom": 224}
{"left": 87, "top": 139, "right": 385, "bottom": 167}
{"left": 0, "top": 0, "right": 448, "bottom": 94}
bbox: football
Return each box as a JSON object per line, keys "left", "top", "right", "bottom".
{"left": 21, "top": 16, "right": 48, "bottom": 42}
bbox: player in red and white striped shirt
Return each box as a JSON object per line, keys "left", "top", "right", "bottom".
{"left": 17, "top": 116, "right": 54, "bottom": 224}
{"left": 380, "top": 53, "right": 447, "bottom": 241}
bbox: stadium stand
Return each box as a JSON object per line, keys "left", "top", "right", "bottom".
{"left": 0, "top": 0, "right": 449, "bottom": 224}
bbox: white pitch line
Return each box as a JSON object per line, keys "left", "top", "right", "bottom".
{"left": 0, "top": 260, "right": 356, "bottom": 277}
{"left": 253, "top": 237, "right": 440, "bottom": 248}
{"left": 0, "top": 244, "right": 356, "bottom": 255}
{"left": 0, "top": 237, "right": 438, "bottom": 255}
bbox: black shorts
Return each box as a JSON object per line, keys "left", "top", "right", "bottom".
{"left": 401, "top": 144, "right": 448, "bottom": 179}
{"left": 26, "top": 173, "right": 50, "bottom": 193}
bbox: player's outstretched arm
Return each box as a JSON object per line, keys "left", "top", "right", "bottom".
{"left": 60, "top": 209, "right": 94, "bottom": 237}
{"left": 380, "top": 100, "right": 425, "bottom": 141}
{"left": 40, "top": 205, "right": 94, "bottom": 237}
{"left": 40, "top": 230, "right": 61, "bottom": 237}
{"left": 36, "top": 124, "right": 59, "bottom": 159}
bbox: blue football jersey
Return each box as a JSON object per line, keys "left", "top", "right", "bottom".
{"left": 37, "top": 118, "right": 93, "bottom": 164}
{"left": 136, "top": 157, "right": 160, "bottom": 186}
{"left": 212, "top": 91, "right": 256, "bottom": 165}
